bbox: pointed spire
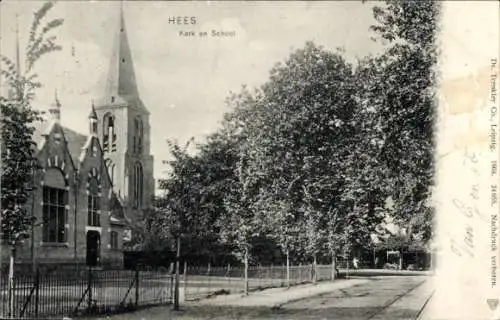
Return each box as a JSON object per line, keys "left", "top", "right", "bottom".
{"left": 96, "top": 2, "right": 146, "bottom": 112}
{"left": 49, "top": 89, "right": 61, "bottom": 122}
{"left": 89, "top": 100, "right": 98, "bottom": 119}
{"left": 89, "top": 100, "right": 98, "bottom": 136}
{"left": 120, "top": 0, "right": 124, "bottom": 20}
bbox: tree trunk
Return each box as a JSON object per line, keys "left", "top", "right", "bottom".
{"left": 331, "top": 251, "right": 337, "bottom": 281}
{"left": 183, "top": 261, "right": 187, "bottom": 300}
{"left": 31, "top": 183, "right": 37, "bottom": 274}
{"left": 399, "top": 249, "right": 403, "bottom": 270}
{"left": 244, "top": 247, "right": 249, "bottom": 295}
{"left": 173, "top": 236, "right": 181, "bottom": 310}
{"left": 286, "top": 249, "right": 290, "bottom": 289}
{"left": 8, "top": 246, "right": 15, "bottom": 318}
{"left": 346, "top": 251, "right": 350, "bottom": 279}
{"left": 312, "top": 253, "right": 317, "bottom": 283}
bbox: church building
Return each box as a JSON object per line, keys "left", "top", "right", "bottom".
{"left": 2, "top": 8, "right": 154, "bottom": 270}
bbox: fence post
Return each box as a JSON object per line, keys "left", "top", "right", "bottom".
{"left": 34, "top": 268, "right": 40, "bottom": 318}
{"left": 135, "top": 269, "right": 139, "bottom": 308}
{"left": 87, "top": 267, "right": 92, "bottom": 313}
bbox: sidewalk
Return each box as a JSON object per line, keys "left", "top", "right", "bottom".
{"left": 370, "top": 277, "right": 435, "bottom": 320}
{"left": 81, "top": 278, "right": 369, "bottom": 320}
{"left": 189, "top": 278, "right": 369, "bottom": 308}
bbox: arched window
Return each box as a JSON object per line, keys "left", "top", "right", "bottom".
{"left": 138, "top": 118, "right": 143, "bottom": 154}
{"left": 110, "top": 231, "right": 119, "bottom": 249}
{"left": 133, "top": 162, "right": 143, "bottom": 208}
{"left": 133, "top": 117, "right": 143, "bottom": 154}
{"left": 103, "top": 113, "right": 116, "bottom": 152}
{"left": 88, "top": 177, "right": 100, "bottom": 227}
{"left": 133, "top": 119, "right": 138, "bottom": 154}
{"left": 42, "top": 168, "right": 68, "bottom": 243}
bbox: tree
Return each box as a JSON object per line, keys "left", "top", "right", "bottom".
{"left": 1, "top": 1, "right": 63, "bottom": 251}
{"left": 1, "top": 2, "right": 63, "bottom": 316}
{"left": 255, "top": 177, "right": 300, "bottom": 287}
{"left": 215, "top": 42, "right": 391, "bottom": 281}
{"left": 238, "top": 42, "right": 385, "bottom": 275}
{"left": 155, "top": 139, "right": 207, "bottom": 309}
{"left": 1, "top": 0, "right": 63, "bottom": 247}
{"left": 366, "top": 0, "right": 440, "bottom": 244}
{"left": 219, "top": 143, "right": 266, "bottom": 294}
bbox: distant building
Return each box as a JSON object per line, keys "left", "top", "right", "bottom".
{"left": 1, "top": 8, "right": 154, "bottom": 270}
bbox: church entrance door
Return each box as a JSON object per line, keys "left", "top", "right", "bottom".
{"left": 86, "top": 231, "right": 101, "bottom": 266}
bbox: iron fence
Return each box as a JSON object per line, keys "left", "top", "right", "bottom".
{"left": 0, "top": 268, "right": 173, "bottom": 319}
{"left": 183, "top": 263, "right": 339, "bottom": 301}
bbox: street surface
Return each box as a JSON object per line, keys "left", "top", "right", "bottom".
{"left": 87, "top": 275, "right": 434, "bottom": 320}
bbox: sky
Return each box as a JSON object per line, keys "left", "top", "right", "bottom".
{"left": 0, "top": 1, "right": 384, "bottom": 182}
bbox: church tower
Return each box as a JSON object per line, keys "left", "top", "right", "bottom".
{"left": 94, "top": 6, "right": 154, "bottom": 225}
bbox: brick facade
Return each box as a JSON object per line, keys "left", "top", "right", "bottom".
{"left": 6, "top": 121, "right": 127, "bottom": 270}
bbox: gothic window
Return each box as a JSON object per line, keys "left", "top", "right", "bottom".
{"left": 134, "top": 117, "right": 143, "bottom": 154}
{"left": 138, "top": 119, "right": 143, "bottom": 154}
{"left": 88, "top": 195, "right": 100, "bottom": 227}
{"left": 42, "top": 169, "right": 68, "bottom": 243}
{"left": 133, "top": 119, "right": 137, "bottom": 154}
{"left": 88, "top": 177, "right": 100, "bottom": 227}
{"left": 110, "top": 231, "right": 119, "bottom": 249}
{"left": 103, "top": 114, "right": 116, "bottom": 152}
{"left": 133, "top": 162, "right": 143, "bottom": 208}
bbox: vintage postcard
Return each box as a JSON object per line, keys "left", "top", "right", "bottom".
{"left": 432, "top": 1, "right": 499, "bottom": 320}
{"left": 0, "top": 1, "right": 498, "bottom": 319}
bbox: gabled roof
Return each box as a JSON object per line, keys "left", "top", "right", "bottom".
{"left": 31, "top": 119, "right": 51, "bottom": 150}
{"left": 61, "top": 127, "right": 87, "bottom": 166}
{"left": 32, "top": 118, "right": 129, "bottom": 228}
{"left": 32, "top": 118, "right": 88, "bottom": 167}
